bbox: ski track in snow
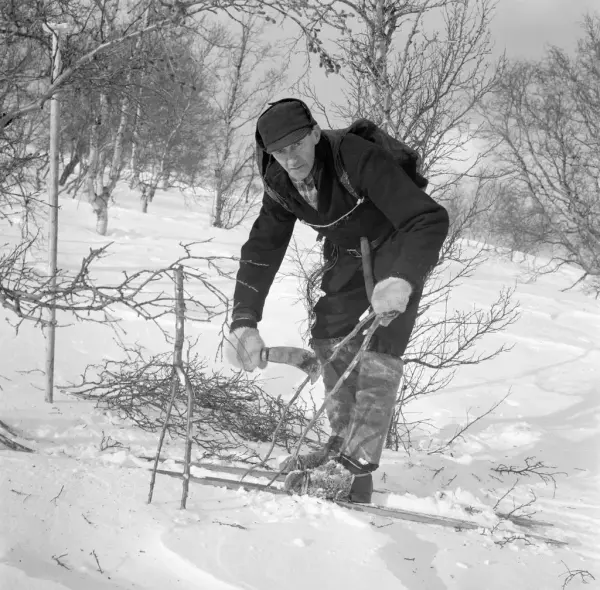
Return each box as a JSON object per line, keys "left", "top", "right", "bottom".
{"left": 1, "top": 186, "right": 599, "bottom": 589}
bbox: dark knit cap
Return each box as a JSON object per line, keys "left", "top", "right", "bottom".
{"left": 257, "top": 99, "right": 317, "bottom": 153}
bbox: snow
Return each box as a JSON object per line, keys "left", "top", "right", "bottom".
{"left": 1, "top": 185, "right": 599, "bottom": 589}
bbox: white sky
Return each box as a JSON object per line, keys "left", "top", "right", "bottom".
{"left": 492, "top": 0, "right": 597, "bottom": 58}
{"left": 272, "top": 0, "right": 599, "bottom": 124}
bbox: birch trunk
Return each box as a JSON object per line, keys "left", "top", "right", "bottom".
{"left": 88, "top": 93, "right": 110, "bottom": 235}
{"left": 142, "top": 100, "right": 190, "bottom": 213}
{"left": 368, "top": 0, "right": 393, "bottom": 130}
{"left": 212, "top": 168, "right": 225, "bottom": 228}
{"left": 211, "top": 23, "right": 249, "bottom": 227}
{"left": 129, "top": 7, "right": 151, "bottom": 189}
{"left": 129, "top": 103, "right": 141, "bottom": 189}
{"left": 107, "top": 93, "right": 131, "bottom": 195}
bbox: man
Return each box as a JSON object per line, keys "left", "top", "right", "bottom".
{"left": 225, "top": 98, "right": 449, "bottom": 503}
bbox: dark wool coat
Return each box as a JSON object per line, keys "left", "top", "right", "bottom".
{"left": 231, "top": 130, "right": 449, "bottom": 339}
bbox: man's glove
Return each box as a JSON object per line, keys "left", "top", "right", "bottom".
{"left": 371, "top": 277, "right": 413, "bottom": 317}
{"left": 224, "top": 327, "right": 268, "bottom": 372}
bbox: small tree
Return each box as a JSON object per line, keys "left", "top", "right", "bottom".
{"left": 299, "top": 0, "right": 505, "bottom": 200}
{"left": 288, "top": 0, "right": 517, "bottom": 449}
{"left": 481, "top": 14, "right": 600, "bottom": 294}
{"left": 133, "top": 27, "right": 218, "bottom": 213}
{"left": 208, "top": 17, "right": 286, "bottom": 229}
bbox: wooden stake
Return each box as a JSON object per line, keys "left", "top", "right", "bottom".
{"left": 147, "top": 266, "right": 185, "bottom": 504}
{"left": 43, "top": 24, "right": 69, "bottom": 403}
{"left": 171, "top": 266, "right": 194, "bottom": 509}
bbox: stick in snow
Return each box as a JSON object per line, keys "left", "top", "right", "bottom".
{"left": 91, "top": 550, "right": 103, "bottom": 574}
{"left": 0, "top": 432, "right": 34, "bottom": 453}
{"left": 148, "top": 267, "right": 185, "bottom": 505}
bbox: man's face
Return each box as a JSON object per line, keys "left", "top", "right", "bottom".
{"left": 271, "top": 128, "right": 321, "bottom": 181}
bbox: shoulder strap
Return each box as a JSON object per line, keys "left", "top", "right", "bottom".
{"left": 322, "top": 129, "right": 363, "bottom": 202}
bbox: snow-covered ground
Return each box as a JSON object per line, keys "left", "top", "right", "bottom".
{"left": 1, "top": 185, "right": 598, "bottom": 590}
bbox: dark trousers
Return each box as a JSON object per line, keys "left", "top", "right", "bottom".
{"left": 311, "top": 231, "right": 422, "bottom": 358}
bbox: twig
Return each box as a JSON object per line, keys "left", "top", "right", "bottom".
{"left": 491, "top": 456, "right": 566, "bottom": 493}
{"left": 91, "top": 550, "right": 103, "bottom": 574}
{"left": 1, "top": 240, "right": 232, "bottom": 335}
{"left": 0, "top": 432, "right": 34, "bottom": 452}
{"left": 427, "top": 393, "right": 510, "bottom": 455}
{"left": 82, "top": 513, "right": 95, "bottom": 526}
{"left": 52, "top": 554, "right": 70, "bottom": 570}
{"left": 505, "top": 490, "right": 537, "bottom": 520}
{"left": 10, "top": 488, "right": 31, "bottom": 502}
{"left": 560, "top": 561, "right": 596, "bottom": 589}
{"left": 492, "top": 480, "right": 519, "bottom": 511}
{"left": 99, "top": 431, "right": 126, "bottom": 452}
{"left": 51, "top": 485, "right": 64, "bottom": 505}
{"left": 442, "top": 474, "right": 457, "bottom": 488}
{"left": 494, "top": 534, "right": 534, "bottom": 547}
{"left": 0, "top": 419, "right": 19, "bottom": 437}
{"left": 68, "top": 344, "right": 316, "bottom": 459}
{"left": 213, "top": 520, "right": 247, "bottom": 530}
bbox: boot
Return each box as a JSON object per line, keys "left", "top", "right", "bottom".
{"left": 348, "top": 473, "right": 373, "bottom": 504}
{"left": 283, "top": 462, "right": 374, "bottom": 504}
{"left": 339, "top": 351, "right": 403, "bottom": 473}
{"left": 279, "top": 434, "right": 344, "bottom": 473}
{"left": 284, "top": 460, "right": 353, "bottom": 501}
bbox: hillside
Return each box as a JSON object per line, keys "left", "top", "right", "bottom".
{"left": 1, "top": 186, "right": 598, "bottom": 590}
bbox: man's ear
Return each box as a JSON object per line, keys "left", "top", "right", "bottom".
{"left": 311, "top": 125, "right": 322, "bottom": 144}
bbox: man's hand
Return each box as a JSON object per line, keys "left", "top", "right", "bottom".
{"left": 371, "top": 277, "right": 412, "bottom": 319}
{"left": 224, "top": 327, "right": 268, "bottom": 372}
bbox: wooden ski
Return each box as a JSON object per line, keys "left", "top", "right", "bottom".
{"left": 151, "top": 467, "right": 569, "bottom": 546}
{"left": 139, "top": 455, "right": 556, "bottom": 530}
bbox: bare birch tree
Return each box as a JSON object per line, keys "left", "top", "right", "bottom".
{"left": 280, "top": 0, "right": 519, "bottom": 450}
{"left": 208, "top": 17, "right": 286, "bottom": 228}
{"left": 298, "top": 0, "right": 505, "bottom": 197}
{"left": 481, "top": 14, "right": 600, "bottom": 294}
{"left": 131, "top": 26, "right": 219, "bottom": 213}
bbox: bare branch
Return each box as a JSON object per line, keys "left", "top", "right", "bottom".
{"left": 491, "top": 456, "right": 567, "bottom": 492}
{"left": 52, "top": 554, "right": 70, "bottom": 570}
{"left": 427, "top": 393, "right": 510, "bottom": 455}
{"left": 560, "top": 561, "right": 596, "bottom": 589}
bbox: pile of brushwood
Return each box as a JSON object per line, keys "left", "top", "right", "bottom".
{"left": 68, "top": 347, "right": 326, "bottom": 459}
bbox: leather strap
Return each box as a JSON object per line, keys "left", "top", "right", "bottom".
{"left": 360, "top": 237, "right": 375, "bottom": 302}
